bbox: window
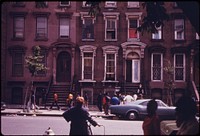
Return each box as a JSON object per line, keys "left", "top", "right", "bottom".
{"left": 14, "top": 17, "right": 24, "bottom": 39}
{"left": 35, "top": 2, "right": 48, "bottom": 8}
{"left": 128, "top": 18, "right": 138, "bottom": 39}
{"left": 80, "top": 45, "right": 97, "bottom": 81}
{"left": 102, "top": 46, "right": 119, "bottom": 81}
{"left": 174, "top": 19, "right": 184, "bottom": 40}
{"left": 106, "top": 18, "right": 117, "bottom": 40}
{"left": 151, "top": 53, "right": 163, "bottom": 81}
{"left": 59, "top": 17, "right": 69, "bottom": 38}
{"left": 60, "top": 1, "right": 70, "bottom": 6}
{"left": 83, "top": 52, "right": 93, "bottom": 80}
{"left": 152, "top": 26, "right": 162, "bottom": 39}
{"left": 196, "top": 33, "right": 199, "bottom": 40}
{"left": 82, "top": 1, "right": 91, "bottom": 7}
{"left": 12, "top": 52, "right": 23, "bottom": 77}
{"left": 82, "top": 18, "right": 94, "bottom": 40}
{"left": 36, "top": 17, "right": 47, "bottom": 39}
{"left": 13, "top": 2, "right": 25, "bottom": 7}
{"left": 105, "top": 1, "right": 116, "bottom": 7}
{"left": 127, "top": 2, "right": 139, "bottom": 8}
{"left": 105, "top": 54, "right": 115, "bottom": 80}
{"left": 174, "top": 54, "right": 185, "bottom": 81}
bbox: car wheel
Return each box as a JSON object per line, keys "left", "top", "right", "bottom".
{"left": 127, "top": 111, "right": 138, "bottom": 120}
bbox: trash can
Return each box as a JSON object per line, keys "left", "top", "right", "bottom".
{"left": 160, "top": 120, "right": 179, "bottom": 135}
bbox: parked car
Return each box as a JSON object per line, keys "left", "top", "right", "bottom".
{"left": 1, "top": 102, "right": 6, "bottom": 110}
{"left": 109, "top": 99, "right": 176, "bottom": 120}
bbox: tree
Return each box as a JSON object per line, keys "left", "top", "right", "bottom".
{"left": 23, "top": 46, "right": 48, "bottom": 112}
{"left": 163, "top": 59, "right": 175, "bottom": 106}
{"left": 85, "top": 1, "right": 199, "bottom": 35}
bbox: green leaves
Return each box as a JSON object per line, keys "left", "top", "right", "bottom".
{"left": 137, "top": 2, "right": 169, "bottom": 35}
{"left": 25, "top": 46, "right": 48, "bottom": 77}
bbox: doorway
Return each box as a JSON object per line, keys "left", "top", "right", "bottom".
{"left": 56, "top": 51, "right": 71, "bottom": 82}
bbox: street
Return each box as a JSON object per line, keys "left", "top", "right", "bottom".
{"left": 1, "top": 115, "right": 144, "bottom": 135}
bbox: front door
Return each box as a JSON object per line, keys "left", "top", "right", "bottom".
{"left": 126, "top": 59, "right": 140, "bottom": 83}
{"left": 56, "top": 52, "right": 71, "bottom": 82}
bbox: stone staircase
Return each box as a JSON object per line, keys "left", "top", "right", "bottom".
{"left": 124, "top": 83, "right": 140, "bottom": 94}
{"left": 45, "top": 84, "right": 71, "bottom": 107}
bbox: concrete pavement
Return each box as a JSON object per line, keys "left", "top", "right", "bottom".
{"left": 1, "top": 105, "right": 115, "bottom": 118}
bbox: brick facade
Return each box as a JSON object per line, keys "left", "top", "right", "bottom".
{"left": 1, "top": 2, "right": 199, "bottom": 106}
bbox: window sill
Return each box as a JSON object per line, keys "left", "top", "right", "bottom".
{"left": 79, "top": 80, "right": 96, "bottom": 83}
{"left": 82, "top": 39, "right": 95, "bottom": 42}
{"left": 102, "top": 80, "right": 119, "bottom": 83}
{"left": 104, "top": 39, "right": 117, "bottom": 42}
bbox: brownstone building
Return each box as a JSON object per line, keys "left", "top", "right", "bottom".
{"left": 1, "top": 1, "right": 199, "bottom": 107}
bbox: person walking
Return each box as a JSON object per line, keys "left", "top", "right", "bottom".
{"left": 123, "top": 93, "right": 134, "bottom": 104}
{"left": 175, "top": 96, "right": 199, "bottom": 135}
{"left": 97, "top": 92, "right": 103, "bottom": 112}
{"left": 103, "top": 92, "right": 110, "bottom": 115}
{"left": 49, "top": 92, "right": 61, "bottom": 110}
{"left": 31, "top": 91, "right": 39, "bottom": 111}
{"left": 142, "top": 99, "right": 160, "bottom": 135}
{"left": 83, "top": 92, "right": 88, "bottom": 108}
{"left": 63, "top": 96, "right": 100, "bottom": 135}
{"left": 66, "top": 93, "right": 74, "bottom": 109}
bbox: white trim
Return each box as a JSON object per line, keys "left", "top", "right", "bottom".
{"left": 127, "top": 2, "right": 140, "bottom": 8}
{"left": 174, "top": 53, "right": 185, "bottom": 82}
{"left": 105, "top": 1, "right": 117, "bottom": 8}
{"left": 151, "top": 53, "right": 163, "bottom": 81}
{"left": 102, "top": 46, "right": 119, "bottom": 81}
{"left": 60, "top": 1, "right": 70, "bottom": 6}
{"left": 79, "top": 45, "right": 97, "bottom": 80}
{"left": 174, "top": 19, "right": 185, "bottom": 40}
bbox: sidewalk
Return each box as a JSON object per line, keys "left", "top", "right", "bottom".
{"left": 1, "top": 105, "right": 115, "bottom": 118}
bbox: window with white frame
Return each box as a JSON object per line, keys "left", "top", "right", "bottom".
{"left": 82, "top": 1, "right": 91, "bottom": 7}
{"left": 174, "top": 19, "right": 184, "bottom": 40}
{"left": 105, "top": 54, "right": 116, "bottom": 80}
{"left": 14, "top": 17, "right": 24, "bottom": 39}
{"left": 196, "top": 33, "right": 199, "bottom": 40}
{"left": 128, "top": 18, "right": 138, "bottom": 39}
{"left": 105, "top": 18, "right": 117, "bottom": 40}
{"left": 152, "top": 26, "right": 162, "bottom": 39}
{"left": 59, "top": 17, "right": 69, "bottom": 38}
{"left": 127, "top": 2, "right": 139, "bottom": 8}
{"left": 102, "top": 46, "right": 119, "bottom": 81}
{"left": 174, "top": 53, "right": 185, "bottom": 81}
{"left": 151, "top": 53, "right": 163, "bottom": 81}
{"left": 60, "top": 1, "right": 70, "bottom": 6}
{"left": 82, "top": 17, "right": 94, "bottom": 40}
{"left": 83, "top": 52, "right": 93, "bottom": 80}
{"left": 105, "top": 1, "right": 116, "bottom": 7}
{"left": 36, "top": 17, "right": 47, "bottom": 39}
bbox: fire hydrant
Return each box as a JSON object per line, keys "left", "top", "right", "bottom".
{"left": 44, "top": 127, "right": 55, "bottom": 135}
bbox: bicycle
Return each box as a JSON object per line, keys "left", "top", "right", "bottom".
{"left": 88, "top": 122, "right": 105, "bottom": 135}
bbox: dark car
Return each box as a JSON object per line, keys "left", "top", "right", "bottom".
{"left": 109, "top": 99, "right": 176, "bottom": 120}
{"left": 1, "top": 102, "right": 6, "bottom": 110}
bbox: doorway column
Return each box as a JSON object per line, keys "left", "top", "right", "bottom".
{"left": 52, "top": 47, "right": 56, "bottom": 84}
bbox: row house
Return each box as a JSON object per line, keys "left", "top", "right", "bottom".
{"left": 1, "top": 1, "right": 199, "bottom": 106}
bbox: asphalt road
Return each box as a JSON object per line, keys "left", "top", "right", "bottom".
{"left": 1, "top": 115, "right": 144, "bottom": 135}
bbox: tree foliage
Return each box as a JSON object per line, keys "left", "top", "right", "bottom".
{"left": 137, "top": 2, "right": 169, "bottom": 34}
{"left": 85, "top": 1, "right": 199, "bottom": 35}
{"left": 25, "top": 46, "right": 48, "bottom": 77}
